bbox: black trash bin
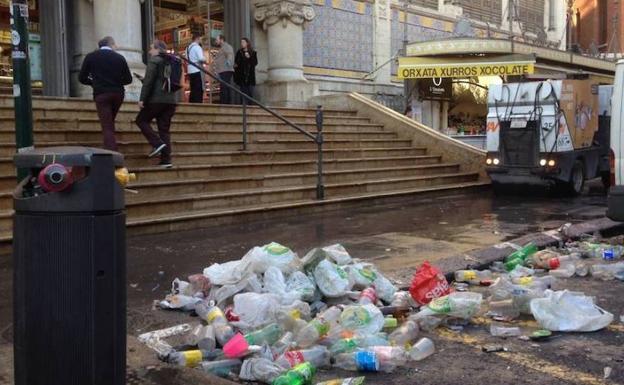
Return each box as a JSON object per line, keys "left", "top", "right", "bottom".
{"left": 13, "top": 146, "right": 126, "bottom": 385}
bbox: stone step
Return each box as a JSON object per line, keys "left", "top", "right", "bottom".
{"left": 127, "top": 164, "right": 462, "bottom": 199}
{"left": 0, "top": 180, "right": 490, "bottom": 241}
{"left": 0, "top": 148, "right": 431, "bottom": 188}
{"left": 125, "top": 171, "right": 479, "bottom": 218}
{"left": 0, "top": 139, "right": 413, "bottom": 156}
{"left": 0, "top": 117, "right": 384, "bottom": 132}
{"left": 0, "top": 97, "right": 358, "bottom": 117}
{"left": 9, "top": 129, "right": 397, "bottom": 143}
{"left": 0, "top": 108, "right": 370, "bottom": 124}
{"left": 128, "top": 155, "right": 444, "bottom": 183}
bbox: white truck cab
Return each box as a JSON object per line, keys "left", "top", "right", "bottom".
{"left": 607, "top": 60, "right": 624, "bottom": 220}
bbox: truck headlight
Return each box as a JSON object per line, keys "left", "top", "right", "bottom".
{"left": 493, "top": 158, "right": 500, "bottom": 165}
{"left": 540, "top": 159, "right": 547, "bottom": 166}
{"left": 547, "top": 159, "right": 556, "bottom": 167}
{"left": 486, "top": 158, "right": 492, "bottom": 165}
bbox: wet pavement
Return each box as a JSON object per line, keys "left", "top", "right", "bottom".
{"left": 0, "top": 182, "right": 617, "bottom": 384}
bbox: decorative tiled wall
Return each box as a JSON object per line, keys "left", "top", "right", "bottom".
{"left": 303, "top": 1, "right": 374, "bottom": 73}
{"left": 390, "top": 9, "right": 453, "bottom": 75}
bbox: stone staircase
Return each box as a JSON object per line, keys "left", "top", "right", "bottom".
{"left": 0, "top": 96, "right": 487, "bottom": 242}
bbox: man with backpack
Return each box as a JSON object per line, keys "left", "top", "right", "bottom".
{"left": 135, "top": 39, "right": 181, "bottom": 168}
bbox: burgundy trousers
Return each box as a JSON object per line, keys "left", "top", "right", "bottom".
{"left": 94, "top": 92, "right": 124, "bottom": 151}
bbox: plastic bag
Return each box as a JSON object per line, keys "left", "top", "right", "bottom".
{"left": 212, "top": 274, "right": 262, "bottom": 306}
{"left": 233, "top": 292, "right": 282, "bottom": 329}
{"left": 159, "top": 294, "right": 202, "bottom": 311}
{"left": 346, "top": 263, "right": 378, "bottom": 289}
{"left": 418, "top": 292, "right": 483, "bottom": 319}
{"left": 322, "top": 244, "right": 353, "bottom": 265}
{"left": 239, "top": 358, "right": 285, "bottom": 383}
{"left": 204, "top": 259, "right": 251, "bottom": 286}
{"left": 530, "top": 290, "right": 613, "bottom": 332}
{"left": 373, "top": 273, "right": 397, "bottom": 303}
{"left": 489, "top": 276, "right": 546, "bottom": 314}
{"left": 314, "top": 259, "right": 352, "bottom": 298}
{"left": 188, "top": 274, "right": 211, "bottom": 297}
{"left": 339, "top": 304, "right": 385, "bottom": 335}
{"left": 285, "top": 271, "right": 317, "bottom": 302}
{"left": 409, "top": 261, "right": 451, "bottom": 305}
{"left": 247, "top": 242, "right": 300, "bottom": 274}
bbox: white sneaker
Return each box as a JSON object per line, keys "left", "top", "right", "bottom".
{"left": 148, "top": 143, "right": 167, "bottom": 158}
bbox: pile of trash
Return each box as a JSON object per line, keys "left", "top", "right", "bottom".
{"left": 139, "top": 239, "right": 620, "bottom": 384}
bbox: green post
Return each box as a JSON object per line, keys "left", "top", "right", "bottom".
{"left": 10, "top": 0, "right": 34, "bottom": 181}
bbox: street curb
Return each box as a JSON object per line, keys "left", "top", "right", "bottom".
{"left": 436, "top": 217, "right": 624, "bottom": 282}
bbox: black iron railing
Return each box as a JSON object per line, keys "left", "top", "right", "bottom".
{"left": 178, "top": 55, "right": 324, "bottom": 200}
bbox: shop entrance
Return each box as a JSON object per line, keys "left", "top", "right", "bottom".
{"left": 154, "top": 0, "right": 224, "bottom": 103}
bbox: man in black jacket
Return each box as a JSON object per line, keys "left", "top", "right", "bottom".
{"left": 79, "top": 36, "right": 132, "bottom": 151}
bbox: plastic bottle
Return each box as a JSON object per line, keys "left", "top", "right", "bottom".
{"left": 315, "top": 377, "right": 365, "bottom": 385}
{"left": 590, "top": 262, "right": 624, "bottom": 280}
{"left": 333, "top": 351, "right": 395, "bottom": 373}
{"left": 511, "top": 275, "right": 555, "bottom": 289}
{"left": 186, "top": 324, "right": 216, "bottom": 351}
{"left": 505, "top": 243, "right": 538, "bottom": 262}
{"left": 357, "top": 287, "right": 377, "bottom": 305}
{"left": 408, "top": 337, "right": 435, "bottom": 361}
{"left": 383, "top": 316, "right": 398, "bottom": 330}
{"left": 167, "top": 349, "right": 214, "bottom": 367}
{"left": 195, "top": 302, "right": 235, "bottom": 346}
{"left": 272, "top": 331, "right": 294, "bottom": 358}
{"left": 489, "top": 323, "right": 521, "bottom": 337}
{"left": 329, "top": 334, "right": 389, "bottom": 355}
{"left": 245, "top": 323, "right": 284, "bottom": 346}
{"left": 272, "top": 362, "right": 316, "bottom": 385}
{"left": 200, "top": 358, "right": 242, "bottom": 377}
{"left": 583, "top": 243, "right": 624, "bottom": 260}
{"left": 454, "top": 270, "right": 493, "bottom": 284}
{"left": 487, "top": 298, "right": 520, "bottom": 320}
{"left": 295, "top": 306, "right": 342, "bottom": 348}
{"left": 239, "top": 357, "right": 286, "bottom": 383}
{"left": 390, "top": 291, "right": 412, "bottom": 307}
{"left": 276, "top": 346, "right": 331, "bottom": 369}
{"left": 388, "top": 320, "right": 419, "bottom": 347}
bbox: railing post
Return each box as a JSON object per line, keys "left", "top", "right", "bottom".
{"left": 242, "top": 96, "right": 248, "bottom": 151}
{"left": 315, "top": 105, "right": 324, "bottom": 200}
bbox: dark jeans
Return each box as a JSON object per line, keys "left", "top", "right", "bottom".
{"left": 188, "top": 72, "right": 203, "bottom": 103}
{"left": 94, "top": 92, "right": 124, "bottom": 151}
{"left": 240, "top": 84, "right": 254, "bottom": 104}
{"left": 135, "top": 103, "right": 176, "bottom": 162}
{"left": 218, "top": 71, "right": 234, "bottom": 105}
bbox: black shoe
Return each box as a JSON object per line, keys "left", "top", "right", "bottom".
{"left": 148, "top": 143, "right": 167, "bottom": 158}
{"left": 159, "top": 161, "right": 173, "bottom": 169}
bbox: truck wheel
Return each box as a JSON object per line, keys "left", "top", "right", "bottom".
{"left": 567, "top": 160, "right": 585, "bottom": 195}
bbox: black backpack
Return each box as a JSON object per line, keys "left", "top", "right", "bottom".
{"left": 161, "top": 54, "right": 182, "bottom": 93}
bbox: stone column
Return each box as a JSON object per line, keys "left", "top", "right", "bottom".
{"left": 373, "top": 0, "right": 391, "bottom": 84}
{"left": 253, "top": 0, "right": 318, "bottom": 107}
{"left": 93, "top": 0, "right": 145, "bottom": 100}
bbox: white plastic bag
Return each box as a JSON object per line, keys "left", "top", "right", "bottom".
{"left": 247, "top": 242, "right": 300, "bottom": 274}
{"left": 203, "top": 259, "right": 251, "bottom": 286}
{"left": 530, "top": 290, "right": 613, "bottom": 332}
{"left": 373, "top": 272, "right": 397, "bottom": 303}
{"left": 339, "top": 304, "right": 385, "bottom": 335}
{"left": 233, "top": 292, "right": 281, "bottom": 329}
{"left": 212, "top": 274, "right": 263, "bottom": 306}
{"left": 322, "top": 244, "right": 353, "bottom": 265}
{"left": 313, "top": 259, "right": 352, "bottom": 298}
{"left": 345, "top": 263, "right": 377, "bottom": 288}
{"left": 285, "top": 271, "right": 316, "bottom": 302}
{"left": 159, "top": 294, "right": 202, "bottom": 311}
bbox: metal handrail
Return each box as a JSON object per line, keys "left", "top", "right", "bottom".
{"left": 176, "top": 54, "right": 325, "bottom": 200}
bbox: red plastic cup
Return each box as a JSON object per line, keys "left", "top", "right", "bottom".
{"left": 223, "top": 332, "right": 249, "bottom": 358}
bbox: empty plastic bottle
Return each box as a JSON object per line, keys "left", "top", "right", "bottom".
{"left": 272, "top": 331, "right": 294, "bottom": 358}
{"left": 245, "top": 323, "right": 284, "bottom": 346}
{"left": 408, "top": 337, "right": 435, "bottom": 361}
{"left": 333, "top": 351, "right": 396, "bottom": 373}
{"left": 370, "top": 345, "right": 407, "bottom": 365}
{"left": 487, "top": 298, "right": 520, "bottom": 320}
{"left": 295, "top": 306, "right": 342, "bottom": 348}
{"left": 590, "top": 262, "right": 624, "bottom": 280}
{"left": 272, "top": 362, "right": 316, "bottom": 385}
{"left": 167, "top": 349, "right": 215, "bottom": 367}
{"left": 357, "top": 287, "right": 377, "bottom": 305}
{"left": 489, "top": 323, "right": 521, "bottom": 337}
{"left": 186, "top": 324, "right": 216, "bottom": 351}
{"left": 329, "top": 334, "right": 389, "bottom": 356}
{"left": 390, "top": 291, "right": 412, "bottom": 307}
{"left": 195, "top": 302, "right": 235, "bottom": 346}
{"left": 239, "top": 357, "right": 286, "bottom": 383}
{"left": 277, "top": 309, "right": 308, "bottom": 334}
{"left": 388, "top": 320, "right": 419, "bottom": 347}
{"left": 583, "top": 243, "right": 624, "bottom": 260}
{"left": 504, "top": 243, "right": 538, "bottom": 271}
{"left": 200, "top": 358, "right": 242, "bottom": 377}
{"left": 316, "top": 377, "right": 365, "bottom": 385}
{"left": 454, "top": 270, "right": 493, "bottom": 284}
{"left": 276, "top": 346, "right": 331, "bottom": 369}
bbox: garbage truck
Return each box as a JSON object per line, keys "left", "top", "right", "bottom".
{"left": 485, "top": 79, "right": 612, "bottom": 194}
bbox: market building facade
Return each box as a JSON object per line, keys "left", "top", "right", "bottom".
{"left": 5, "top": 0, "right": 614, "bottom": 109}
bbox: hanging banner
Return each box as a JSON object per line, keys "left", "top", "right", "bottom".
{"left": 398, "top": 54, "right": 535, "bottom": 79}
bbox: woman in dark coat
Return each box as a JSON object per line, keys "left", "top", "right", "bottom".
{"left": 234, "top": 37, "right": 258, "bottom": 101}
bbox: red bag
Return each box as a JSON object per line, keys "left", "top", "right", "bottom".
{"left": 409, "top": 261, "right": 451, "bottom": 305}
